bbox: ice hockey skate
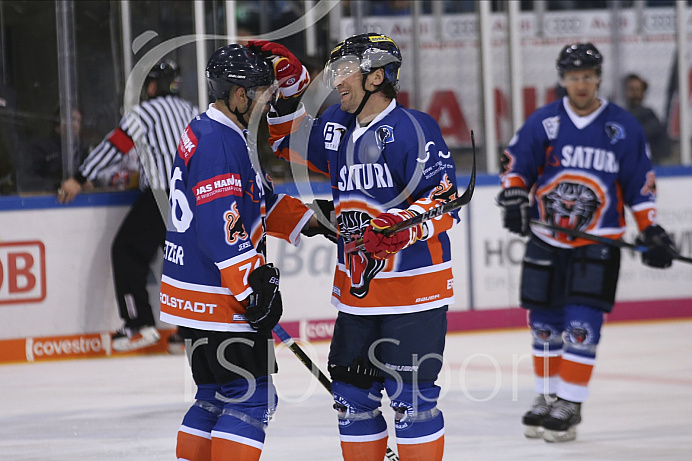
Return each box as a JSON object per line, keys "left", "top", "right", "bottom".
{"left": 522, "top": 393, "right": 555, "bottom": 438}
{"left": 542, "top": 398, "right": 581, "bottom": 442}
{"left": 112, "top": 325, "right": 161, "bottom": 352}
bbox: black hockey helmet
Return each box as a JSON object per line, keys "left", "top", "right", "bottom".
{"left": 147, "top": 59, "right": 180, "bottom": 96}
{"left": 324, "top": 33, "right": 402, "bottom": 88}
{"left": 206, "top": 44, "right": 275, "bottom": 101}
{"left": 556, "top": 43, "right": 603, "bottom": 77}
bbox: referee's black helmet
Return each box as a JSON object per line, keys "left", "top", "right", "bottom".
{"left": 147, "top": 59, "right": 180, "bottom": 96}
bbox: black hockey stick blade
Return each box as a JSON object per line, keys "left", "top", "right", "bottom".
{"left": 272, "top": 324, "right": 401, "bottom": 461}
{"left": 530, "top": 220, "right": 692, "bottom": 264}
{"left": 344, "top": 130, "right": 477, "bottom": 254}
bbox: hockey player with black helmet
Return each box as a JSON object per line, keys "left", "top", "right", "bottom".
{"left": 497, "top": 43, "right": 677, "bottom": 442}
{"left": 160, "top": 44, "right": 314, "bottom": 460}
{"left": 253, "top": 33, "right": 459, "bottom": 461}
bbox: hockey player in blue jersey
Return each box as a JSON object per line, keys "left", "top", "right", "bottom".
{"left": 161, "top": 44, "right": 314, "bottom": 461}
{"left": 497, "top": 43, "right": 677, "bottom": 442}
{"left": 251, "top": 34, "right": 460, "bottom": 460}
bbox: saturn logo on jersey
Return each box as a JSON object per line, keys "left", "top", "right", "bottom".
{"left": 224, "top": 203, "right": 248, "bottom": 245}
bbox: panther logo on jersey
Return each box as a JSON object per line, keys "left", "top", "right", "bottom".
{"left": 605, "top": 122, "right": 626, "bottom": 145}
{"left": 541, "top": 181, "right": 602, "bottom": 239}
{"left": 224, "top": 203, "right": 248, "bottom": 245}
{"left": 339, "top": 211, "right": 385, "bottom": 299}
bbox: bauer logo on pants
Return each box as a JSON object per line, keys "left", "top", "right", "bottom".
{"left": 0, "top": 241, "right": 46, "bottom": 305}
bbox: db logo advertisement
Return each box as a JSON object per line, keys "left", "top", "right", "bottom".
{"left": 0, "top": 241, "right": 46, "bottom": 305}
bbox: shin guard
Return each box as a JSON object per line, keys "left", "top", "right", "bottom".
{"left": 177, "top": 384, "right": 223, "bottom": 461}
{"left": 385, "top": 380, "right": 444, "bottom": 461}
{"left": 210, "top": 376, "right": 276, "bottom": 461}
{"left": 332, "top": 380, "right": 388, "bottom": 461}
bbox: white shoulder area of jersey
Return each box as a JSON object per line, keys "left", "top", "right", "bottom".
{"left": 541, "top": 115, "right": 560, "bottom": 140}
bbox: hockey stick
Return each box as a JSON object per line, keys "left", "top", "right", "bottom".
{"left": 344, "top": 130, "right": 477, "bottom": 254}
{"left": 530, "top": 219, "right": 692, "bottom": 264}
{"left": 272, "top": 324, "right": 400, "bottom": 461}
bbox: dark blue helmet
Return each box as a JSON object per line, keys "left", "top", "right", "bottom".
{"left": 556, "top": 43, "right": 603, "bottom": 77}
{"left": 147, "top": 59, "right": 180, "bottom": 96}
{"left": 206, "top": 44, "right": 274, "bottom": 101}
{"left": 324, "top": 33, "right": 402, "bottom": 88}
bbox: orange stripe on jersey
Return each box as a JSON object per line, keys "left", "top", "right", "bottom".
{"left": 268, "top": 112, "right": 306, "bottom": 146}
{"left": 533, "top": 355, "right": 561, "bottom": 378}
{"left": 340, "top": 438, "right": 388, "bottom": 461}
{"left": 275, "top": 146, "right": 329, "bottom": 177}
{"left": 266, "top": 194, "right": 311, "bottom": 243}
{"left": 632, "top": 206, "right": 656, "bottom": 232}
{"left": 160, "top": 280, "right": 244, "bottom": 325}
{"left": 211, "top": 437, "right": 261, "bottom": 461}
{"left": 397, "top": 435, "right": 444, "bottom": 461}
{"left": 177, "top": 430, "right": 211, "bottom": 461}
{"left": 333, "top": 265, "right": 453, "bottom": 309}
{"left": 219, "top": 254, "right": 264, "bottom": 302}
{"left": 560, "top": 359, "right": 594, "bottom": 386}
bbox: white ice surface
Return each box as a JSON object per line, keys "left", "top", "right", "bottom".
{"left": 1, "top": 319, "right": 691, "bottom": 460}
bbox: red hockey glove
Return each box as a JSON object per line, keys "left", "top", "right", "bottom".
{"left": 247, "top": 40, "right": 306, "bottom": 89}
{"left": 362, "top": 210, "right": 423, "bottom": 260}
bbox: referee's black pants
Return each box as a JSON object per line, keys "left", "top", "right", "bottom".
{"left": 111, "top": 188, "right": 166, "bottom": 330}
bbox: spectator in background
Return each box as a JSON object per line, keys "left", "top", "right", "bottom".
{"left": 624, "top": 73, "right": 671, "bottom": 165}
{"left": 26, "top": 107, "right": 89, "bottom": 192}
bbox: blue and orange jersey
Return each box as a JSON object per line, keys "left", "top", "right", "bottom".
{"left": 160, "top": 105, "right": 312, "bottom": 332}
{"left": 268, "top": 99, "right": 459, "bottom": 315}
{"left": 501, "top": 97, "right": 658, "bottom": 248}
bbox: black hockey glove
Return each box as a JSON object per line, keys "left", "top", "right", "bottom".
{"left": 496, "top": 187, "right": 530, "bottom": 236}
{"left": 301, "top": 199, "right": 338, "bottom": 244}
{"left": 246, "top": 264, "right": 283, "bottom": 331}
{"left": 635, "top": 224, "right": 677, "bottom": 269}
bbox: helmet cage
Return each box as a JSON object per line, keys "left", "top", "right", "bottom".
{"left": 324, "top": 34, "right": 401, "bottom": 89}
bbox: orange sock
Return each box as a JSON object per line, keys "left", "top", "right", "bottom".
{"left": 533, "top": 355, "right": 561, "bottom": 379}
{"left": 177, "top": 429, "right": 211, "bottom": 461}
{"left": 340, "top": 436, "right": 388, "bottom": 461}
{"left": 397, "top": 434, "right": 444, "bottom": 461}
{"left": 210, "top": 436, "right": 262, "bottom": 461}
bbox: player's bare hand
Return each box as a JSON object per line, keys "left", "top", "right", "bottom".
{"left": 58, "top": 178, "right": 81, "bottom": 204}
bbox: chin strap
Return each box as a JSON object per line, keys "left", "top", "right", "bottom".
{"left": 224, "top": 94, "right": 253, "bottom": 128}
{"left": 352, "top": 72, "right": 383, "bottom": 118}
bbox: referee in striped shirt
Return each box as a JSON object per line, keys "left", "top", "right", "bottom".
{"left": 59, "top": 59, "right": 198, "bottom": 353}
